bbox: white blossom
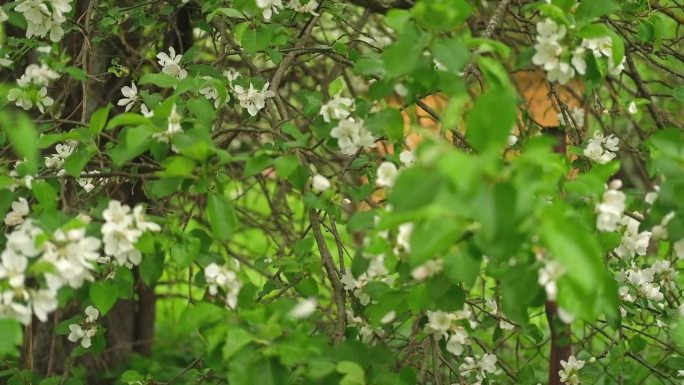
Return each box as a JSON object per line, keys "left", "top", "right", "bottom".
{"left": 538, "top": 259, "right": 564, "bottom": 301}
{"left": 156, "top": 47, "right": 187, "bottom": 80}
{"left": 425, "top": 311, "right": 456, "bottom": 338}
{"left": 330, "top": 118, "right": 376, "bottom": 155}
{"left": 376, "top": 162, "right": 398, "bottom": 188}
{"left": 233, "top": 82, "right": 275, "bottom": 116}
{"left": 614, "top": 217, "right": 651, "bottom": 259}
{"left": 445, "top": 327, "right": 469, "bottom": 356}
{"left": 256, "top": 0, "right": 283, "bottom": 19}
{"left": 117, "top": 83, "right": 138, "bottom": 112}
{"left": 0, "top": 250, "right": 28, "bottom": 288}
{"left": 319, "top": 94, "right": 354, "bottom": 122}
{"left": 559, "top": 356, "right": 585, "bottom": 385}
{"left": 396, "top": 222, "right": 413, "bottom": 253}
{"left": 582, "top": 37, "right": 625, "bottom": 75}
{"left": 627, "top": 101, "right": 637, "bottom": 115}
{"left": 288, "top": 298, "right": 317, "bottom": 319}
{"left": 204, "top": 263, "right": 242, "bottom": 309}
{"left": 312, "top": 174, "right": 331, "bottom": 192}
{"left": 30, "top": 289, "right": 58, "bottom": 322}
{"left": 15, "top": 0, "right": 72, "bottom": 42}
{"left": 399, "top": 150, "right": 415, "bottom": 166}
{"left": 459, "top": 353, "right": 497, "bottom": 384}
{"left": 101, "top": 200, "right": 159, "bottom": 267}
{"left": 0, "top": 290, "right": 31, "bottom": 325}
{"left": 289, "top": 0, "right": 318, "bottom": 15}
{"left": 595, "top": 180, "right": 626, "bottom": 231}
{"left": 4, "top": 198, "right": 30, "bottom": 227}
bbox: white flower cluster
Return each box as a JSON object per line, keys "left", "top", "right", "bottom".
{"left": 613, "top": 217, "right": 651, "bottom": 259}
{"left": 559, "top": 356, "right": 585, "bottom": 385}
{"left": 330, "top": 118, "right": 377, "bottom": 155}
{"left": 199, "top": 76, "right": 228, "bottom": 109}
{"left": 595, "top": 180, "right": 626, "bottom": 232}
{"left": 4, "top": 198, "right": 30, "bottom": 227}
{"left": 340, "top": 254, "right": 389, "bottom": 306}
{"left": 458, "top": 353, "right": 497, "bottom": 385}
{"left": 617, "top": 260, "right": 675, "bottom": 303}
{"left": 532, "top": 19, "right": 576, "bottom": 84}
{"left": 346, "top": 309, "right": 384, "bottom": 344}
{"left": 78, "top": 170, "right": 106, "bottom": 193}
{"left": 67, "top": 306, "right": 99, "bottom": 348}
{"left": 8, "top": 64, "right": 59, "bottom": 112}
{"left": 289, "top": 0, "right": 318, "bottom": 15}
{"left": 532, "top": 18, "right": 625, "bottom": 85}
{"left": 44, "top": 141, "right": 77, "bottom": 175}
{"left": 15, "top": 0, "right": 72, "bottom": 42}
{"left": 320, "top": 94, "right": 354, "bottom": 123}
{"left": 100, "top": 200, "right": 161, "bottom": 267}
{"left": 156, "top": 47, "right": 187, "bottom": 80}
{"left": 204, "top": 263, "right": 242, "bottom": 309}
{"left": 321, "top": 94, "right": 376, "bottom": 155}
{"left": 583, "top": 131, "right": 619, "bottom": 164}
{"left": 0, "top": 217, "right": 100, "bottom": 325}
{"left": 8, "top": 160, "right": 35, "bottom": 192}
{"left": 579, "top": 37, "right": 625, "bottom": 76}
{"left": 425, "top": 310, "right": 477, "bottom": 356}
{"left": 234, "top": 82, "right": 275, "bottom": 117}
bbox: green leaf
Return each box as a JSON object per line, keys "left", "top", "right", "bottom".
{"left": 223, "top": 328, "right": 254, "bottom": 359}
{"left": 106, "top": 113, "right": 152, "bottom": 130}
{"left": 107, "top": 125, "right": 155, "bottom": 167}
{"left": 89, "top": 280, "right": 119, "bottom": 315}
{"left": 443, "top": 249, "right": 481, "bottom": 289}
{"left": 328, "top": 77, "right": 345, "bottom": 96}
{"left": 64, "top": 66, "right": 87, "bottom": 81}
{"left": 365, "top": 109, "right": 404, "bottom": 142}
{"left": 388, "top": 167, "right": 445, "bottom": 213}
{"left": 337, "top": 361, "right": 366, "bottom": 385}
{"left": 0, "top": 319, "right": 22, "bottom": 356}
{"left": 466, "top": 86, "right": 516, "bottom": 152}
{"left": 431, "top": 37, "right": 469, "bottom": 73}
{"left": 273, "top": 154, "right": 299, "bottom": 179}
{"left": 3, "top": 113, "right": 39, "bottom": 174}
{"left": 243, "top": 154, "right": 272, "bottom": 177}
{"left": 139, "top": 251, "right": 164, "bottom": 286}
{"left": 575, "top": 0, "right": 619, "bottom": 23}
{"left": 158, "top": 156, "right": 196, "bottom": 178}
{"left": 672, "top": 87, "right": 684, "bottom": 102}
{"left": 89, "top": 105, "right": 111, "bottom": 135}
{"left": 410, "top": 219, "right": 462, "bottom": 266}
{"left": 139, "top": 73, "right": 179, "bottom": 88}
{"left": 539, "top": 202, "right": 618, "bottom": 320}
{"left": 207, "top": 193, "right": 238, "bottom": 241}
{"left": 382, "top": 24, "right": 429, "bottom": 78}
{"left": 32, "top": 181, "right": 58, "bottom": 210}
{"left": 64, "top": 146, "right": 96, "bottom": 178}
